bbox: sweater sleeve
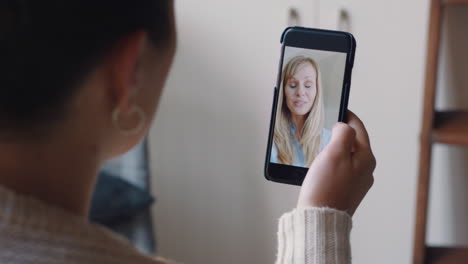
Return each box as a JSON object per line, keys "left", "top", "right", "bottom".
{"left": 275, "top": 207, "right": 352, "bottom": 264}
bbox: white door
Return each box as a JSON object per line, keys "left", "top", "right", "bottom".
{"left": 315, "top": 1, "right": 431, "bottom": 263}
{"left": 149, "top": 0, "right": 434, "bottom": 263}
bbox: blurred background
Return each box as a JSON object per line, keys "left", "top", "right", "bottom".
{"left": 144, "top": 0, "right": 468, "bottom": 263}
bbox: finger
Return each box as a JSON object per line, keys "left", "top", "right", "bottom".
{"left": 328, "top": 122, "right": 356, "bottom": 153}
{"left": 353, "top": 150, "right": 377, "bottom": 172}
{"left": 346, "top": 110, "right": 371, "bottom": 150}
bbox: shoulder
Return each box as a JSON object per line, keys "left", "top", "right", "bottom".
{"left": 153, "top": 257, "right": 179, "bottom": 264}
{"left": 270, "top": 141, "right": 279, "bottom": 163}
{"left": 322, "top": 128, "right": 332, "bottom": 140}
{"left": 320, "top": 128, "right": 332, "bottom": 150}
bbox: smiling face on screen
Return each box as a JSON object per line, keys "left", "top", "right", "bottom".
{"left": 284, "top": 62, "right": 317, "bottom": 117}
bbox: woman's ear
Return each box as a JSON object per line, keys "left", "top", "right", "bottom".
{"left": 105, "top": 30, "right": 147, "bottom": 113}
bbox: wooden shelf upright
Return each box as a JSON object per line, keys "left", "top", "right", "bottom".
{"left": 413, "top": 0, "right": 468, "bottom": 263}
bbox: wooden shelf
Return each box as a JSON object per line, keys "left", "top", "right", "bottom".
{"left": 426, "top": 247, "right": 468, "bottom": 263}
{"left": 414, "top": 0, "right": 468, "bottom": 263}
{"left": 444, "top": 0, "right": 468, "bottom": 5}
{"left": 432, "top": 111, "right": 468, "bottom": 145}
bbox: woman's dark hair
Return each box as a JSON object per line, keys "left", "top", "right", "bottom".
{"left": 0, "top": 0, "right": 171, "bottom": 133}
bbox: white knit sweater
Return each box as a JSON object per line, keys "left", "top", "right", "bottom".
{"left": 0, "top": 185, "right": 352, "bottom": 264}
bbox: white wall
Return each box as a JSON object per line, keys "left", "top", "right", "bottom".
{"left": 318, "top": 53, "right": 347, "bottom": 129}
{"left": 149, "top": 1, "right": 468, "bottom": 263}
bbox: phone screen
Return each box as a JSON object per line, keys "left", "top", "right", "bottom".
{"left": 270, "top": 46, "right": 348, "bottom": 169}
{"left": 265, "top": 27, "right": 356, "bottom": 185}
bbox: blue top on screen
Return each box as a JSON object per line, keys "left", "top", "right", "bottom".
{"left": 270, "top": 127, "right": 331, "bottom": 168}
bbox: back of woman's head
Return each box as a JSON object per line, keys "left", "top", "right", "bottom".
{"left": 0, "top": 0, "right": 171, "bottom": 135}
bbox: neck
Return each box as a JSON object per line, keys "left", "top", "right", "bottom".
{"left": 0, "top": 130, "right": 102, "bottom": 218}
{"left": 291, "top": 114, "right": 306, "bottom": 138}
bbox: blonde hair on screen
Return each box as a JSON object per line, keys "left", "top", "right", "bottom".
{"left": 273, "top": 56, "right": 325, "bottom": 166}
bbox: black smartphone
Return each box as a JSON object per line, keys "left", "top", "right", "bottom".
{"left": 265, "top": 27, "right": 356, "bottom": 186}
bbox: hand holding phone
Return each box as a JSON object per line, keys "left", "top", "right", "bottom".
{"left": 297, "top": 111, "right": 376, "bottom": 216}
{"left": 265, "top": 27, "right": 356, "bottom": 185}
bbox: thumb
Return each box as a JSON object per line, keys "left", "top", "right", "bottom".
{"left": 328, "top": 122, "right": 356, "bottom": 153}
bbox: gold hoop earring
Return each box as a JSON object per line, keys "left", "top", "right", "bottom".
{"left": 112, "top": 105, "right": 147, "bottom": 135}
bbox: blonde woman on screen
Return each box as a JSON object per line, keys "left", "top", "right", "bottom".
{"left": 271, "top": 56, "right": 332, "bottom": 167}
